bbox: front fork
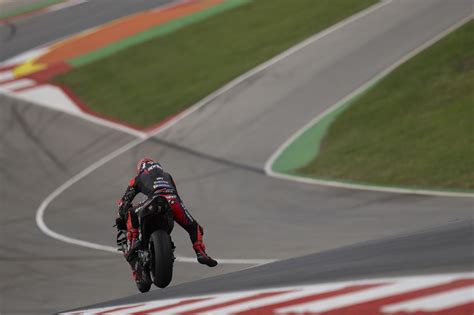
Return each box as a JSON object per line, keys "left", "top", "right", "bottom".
{"left": 136, "top": 238, "right": 176, "bottom": 270}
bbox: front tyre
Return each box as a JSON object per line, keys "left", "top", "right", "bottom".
{"left": 135, "top": 259, "right": 152, "bottom": 293}
{"left": 149, "top": 230, "right": 173, "bottom": 288}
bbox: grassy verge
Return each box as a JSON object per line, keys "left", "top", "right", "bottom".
{"left": 55, "top": 0, "right": 377, "bottom": 127}
{"left": 298, "top": 20, "right": 474, "bottom": 191}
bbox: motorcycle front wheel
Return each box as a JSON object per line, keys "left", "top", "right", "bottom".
{"left": 149, "top": 230, "right": 173, "bottom": 288}
{"left": 135, "top": 256, "right": 152, "bottom": 293}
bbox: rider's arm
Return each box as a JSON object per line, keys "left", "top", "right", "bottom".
{"left": 118, "top": 177, "right": 139, "bottom": 217}
{"left": 166, "top": 172, "right": 179, "bottom": 195}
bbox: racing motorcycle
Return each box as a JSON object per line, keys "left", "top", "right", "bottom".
{"left": 117, "top": 194, "right": 175, "bottom": 292}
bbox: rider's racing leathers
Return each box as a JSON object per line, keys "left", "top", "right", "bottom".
{"left": 116, "top": 161, "right": 217, "bottom": 268}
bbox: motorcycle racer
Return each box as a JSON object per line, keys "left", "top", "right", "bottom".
{"left": 115, "top": 158, "right": 218, "bottom": 275}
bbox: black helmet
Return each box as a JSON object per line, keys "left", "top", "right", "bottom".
{"left": 136, "top": 157, "right": 154, "bottom": 175}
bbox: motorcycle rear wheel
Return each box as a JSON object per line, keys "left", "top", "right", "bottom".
{"left": 149, "top": 230, "right": 173, "bottom": 288}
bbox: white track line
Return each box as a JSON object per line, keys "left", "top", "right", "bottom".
{"left": 264, "top": 15, "right": 474, "bottom": 199}
{"left": 34, "top": 0, "right": 394, "bottom": 264}
{"left": 0, "top": 70, "right": 14, "bottom": 82}
{"left": 275, "top": 277, "right": 454, "bottom": 313}
{"left": 47, "top": 0, "right": 89, "bottom": 13}
{"left": 149, "top": 292, "right": 261, "bottom": 314}
{"left": 0, "top": 78, "right": 35, "bottom": 91}
{"left": 198, "top": 283, "right": 349, "bottom": 315}
{"left": 0, "top": 46, "right": 49, "bottom": 67}
{"left": 382, "top": 285, "right": 474, "bottom": 313}
{"left": 62, "top": 273, "right": 474, "bottom": 315}
{"left": 1, "top": 90, "right": 148, "bottom": 138}
{"left": 33, "top": 136, "right": 274, "bottom": 265}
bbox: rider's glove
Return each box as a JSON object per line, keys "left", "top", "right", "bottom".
{"left": 115, "top": 215, "right": 126, "bottom": 230}
{"left": 118, "top": 203, "right": 127, "bottom": 219}
{"left": 118, "top": 198, "right": 131, "bottom": 219}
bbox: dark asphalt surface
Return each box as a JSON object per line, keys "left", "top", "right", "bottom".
{"left": 0, "top": 0, "right": 175, "bottom": 61}
{"left": 67, "top": 219, "right": 474, "bottom": 311}
{"left": 0, "top": 96, "right": 247, "bottom": 314}
{"left": 1, "top": 0, "right": 473, "bottom": 314}
{"left": 0, "top": 96, "right": 135, "bottom": 315}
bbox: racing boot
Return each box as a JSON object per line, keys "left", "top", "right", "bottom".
{"left": 193, "top": 241, "right": 218, "bottom": 267}
{"left": 191, "top": 224, "right": 217, "bottom": 267}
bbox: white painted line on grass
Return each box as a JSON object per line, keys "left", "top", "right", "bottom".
{"left": 34, "top": 0, "right": 395, "bottom": 264}
{"left": 264, "top": 15, "right": 474, "bottom": 199}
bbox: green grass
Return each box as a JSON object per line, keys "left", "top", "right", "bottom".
{"left": 55, "top": 0, "right": 377, "bottom": 127}
{"left": 298, "top": 20, "right": 474, "bottom": 191}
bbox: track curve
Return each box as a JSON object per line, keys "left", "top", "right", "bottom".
{"left": 2, "top": 0, "right": 473, "bottom": 314}
{"left": 44, "top": 0, "right": 473, "bottom": 263}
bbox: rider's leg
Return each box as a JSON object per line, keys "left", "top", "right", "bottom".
{"left": 126, "top": 209, "right": 140, "bottom": 279}
{"left": 126, "top": 209, "right": 140, "bottom": 251}
{"left": 163, "top": 195, "right": 217, "bottom": 267}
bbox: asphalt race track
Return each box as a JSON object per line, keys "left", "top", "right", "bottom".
{"left": 0, "top": 0, "right": 174, "bottom": 61}
{"left": 1, "top": 0, "right": 473, "bottom": 314}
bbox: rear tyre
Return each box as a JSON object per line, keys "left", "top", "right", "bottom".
{"left": 149, "top": 230, "right": 173, "bottom": 288}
